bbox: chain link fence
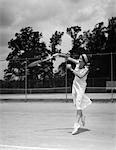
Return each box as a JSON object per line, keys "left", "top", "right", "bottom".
{"left": 0, "top": 53, "right": 116, "bottom": 99}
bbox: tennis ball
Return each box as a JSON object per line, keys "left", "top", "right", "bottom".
{"left": 66, "top": 64, "right": 72, "bottom": 69}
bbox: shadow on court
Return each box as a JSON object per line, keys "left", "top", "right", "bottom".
{"left": 0, "top": 102, "right": 115, "bottom": 150}
{"left": 71, "top": 128, "right": 90, "bottom": 135}
{"left": 44, "top": 127, "right": 90, "bottom": 135}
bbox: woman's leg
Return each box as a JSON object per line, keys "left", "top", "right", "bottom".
{"left": 75, "top": 110, "right": 85, "bottom": 126}
{"left": 72, "top": 109, "right": 81, "bottom": 135}
{"left": 76, "top": 109, "right": 82, "bottom": 124}
{"left": 80, "top": 111, "right": 86, "bottom": 126}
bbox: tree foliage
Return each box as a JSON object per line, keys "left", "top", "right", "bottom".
{"left": 49, "top": 31, "right": 64, "bottom": 55}
{"left": 48, "top": 31, "right": 64, "bottom": 86}
{"left": 66, "top": 26, "right": 84, "bottom": 58}
{"left": 4, "top": 27, "right": 65, "bottom": 88}
{"left": 58, "top": 17, "right": 116, "bottom": 82}
{"left": 106, "top": 17, "right": 116, "bottom": 53}
{"left": 3, "top": 17, "right": 116, "bottom": 88}
{"left": 4, "top": 27, "right": 51, "bottom": 83}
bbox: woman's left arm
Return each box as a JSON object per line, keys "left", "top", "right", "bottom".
{"left": 70, "top": 67, "right": 89, "bottom": 78}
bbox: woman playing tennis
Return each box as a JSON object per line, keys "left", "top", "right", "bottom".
{"left": 59, "top": 53, "right": 92, "bottom": 135}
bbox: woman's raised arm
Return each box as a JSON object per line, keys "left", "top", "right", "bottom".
{"left": 59, "top": 53, "right": 79, "bottom": 64}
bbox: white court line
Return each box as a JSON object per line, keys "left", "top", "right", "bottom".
{"left": 0, "top": 144, "right": 66, "bottom": 150}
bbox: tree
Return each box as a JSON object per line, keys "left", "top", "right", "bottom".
{"left": 58, "top": 22, "right": 110, "bottom": 87}
{"left": 106, "top": 17, "right": 116, "bottom": 53}
{"left": 49, "top": 31, "right": 64, "bottom": 55}
{"left": 49, "top": 31, "right": 64, "bottom": 87}
{"left": 4, "top": 27, "right": 53, "bottom": 88}
{"left": 66, "top": 26, "right": 84, "bottom": 58}
{"left": 81, "top": 22, "right": 107, "bottom": 54}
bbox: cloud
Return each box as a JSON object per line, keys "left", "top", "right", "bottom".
{"left": 0, "top": 0, "right": 115, "bottom": 51}
{"left": 0, "top": 0, "right": 18, "bottom": 27}
{"left": 0, "top": 31, "right": 12, "bottom": 47}
{"left": 0, "top": 0, "right": 65, "bottom": 29}
{"left": 0, "top": 0, "right": 115, "bottom": 79}
{"left": 0, "top": 8, "right": 15, "bottom": 27}
{"left": 0, "top": 0, "right": 115, "bottom": 33}
{"left": 105, "top": 0, "right": 116, "bottom": 18}
{"left": 74, "top": 7, "right": 97, "bottom": 23}
{"left": 0, "top": 46, "right": 10, "bottom": 59}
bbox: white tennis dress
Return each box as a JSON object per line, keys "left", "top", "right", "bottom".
{"left": 72, "top": 64, "right": 92, "bottom": 110}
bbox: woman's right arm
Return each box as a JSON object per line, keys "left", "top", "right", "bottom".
{"left": 59, "top": 53, "right": 79, "bottom": 64}
{"left": 67, "top": 57, "right": 79, "bottom": 64}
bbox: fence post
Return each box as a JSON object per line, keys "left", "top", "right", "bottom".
{"left": 65, "top": 59, "right": 68, "bottom": 102}
{"left": 111, "top": 52, "right": 113, "bottom": 101}
{"left": 25, "top": 58, "right": 27, "bottom": 101}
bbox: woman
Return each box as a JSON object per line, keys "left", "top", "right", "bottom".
{"left": 59, "top": 53, "right": 92, "bottom": 135}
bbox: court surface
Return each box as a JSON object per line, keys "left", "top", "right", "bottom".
{"left": 0, "top": 101, "right": 116, "bottom": 150}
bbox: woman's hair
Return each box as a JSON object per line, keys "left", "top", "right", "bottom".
{"left": 81, "top": 53, "right": 91, "bottom": 66}
{"left": 82, "top": 54, "right": 88, "bottom": 63}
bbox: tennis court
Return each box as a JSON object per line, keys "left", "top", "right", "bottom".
{"left": 0, "top": 94, "right": 116, "bottom": 150}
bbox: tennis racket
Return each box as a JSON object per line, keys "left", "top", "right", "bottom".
{"left": 28, "top": 53, "right": 59, "bottom": 67}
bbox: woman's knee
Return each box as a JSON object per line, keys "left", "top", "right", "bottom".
{"left": 77, "top": 109, "right": 82, "bottom": 116}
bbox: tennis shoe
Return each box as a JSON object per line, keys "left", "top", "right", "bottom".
{"left": 72, "top": 123, "right": 80, "bottom": 135}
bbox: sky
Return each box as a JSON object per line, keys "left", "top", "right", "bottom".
{"left": 0, "top": 0, "right": 116, "bottom": 79}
